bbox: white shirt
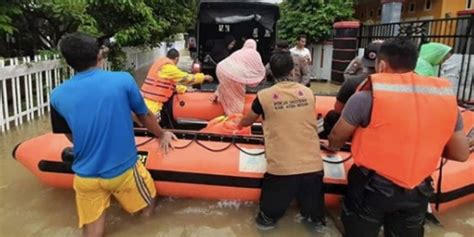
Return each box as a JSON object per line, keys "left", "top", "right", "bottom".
{"left": 290, "top": 47, "right": 312, "bottom": 62}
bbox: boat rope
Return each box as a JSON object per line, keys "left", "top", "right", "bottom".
{"left": 136, "top": 137, "right": 155, "bottom": 147}
{"left": 195, "top": 139, "right": 233, "bottom": 152}
{"left": 322, "top": 156, "right": 352, "bottom": 164}
{"left": 232, "top": 143, "right": 266, "bottom": 156}
{"left": 173, "top": 139, "right": 195, "bottom": 149}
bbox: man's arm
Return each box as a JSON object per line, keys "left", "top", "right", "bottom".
{"left": 238, "top": 110, "right": 260, "bottom": 128}
{"left": 299, "top": 57, "right": 311, "bottom": 86}
{"left": 136, "top": 111, "right": 165, "bottom": 137}
{"left": 127, "top": 74, "right": 176, "bottom": 153}
{"left": 136, "top": 110, "right": 176, "bottom": 154}
{"left": 238, "top": 97, "right": 263, "bottom": 128}
{"left": 328, "top": 117, "right": 357, "bottom": 151}
{"left": 305, "top": 48, "right": 312, "bottom": 64}
{"left": 443, "top": 130, "right": 470, "bottom": 162}
{"left": 329, "top": 91, "right": 372, "bottom": 150}
{"left": 160, "top": 64, "right": 212, "bottom": 85}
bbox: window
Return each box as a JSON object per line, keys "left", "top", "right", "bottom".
{"left": 361, "top": 12, "right": 365, "bottom": 19}
{"left": 424, "top": 0, "right": 432, "bottom": 11}
{"left": 253, "top": 28, "right": 259, "bottom": 38}
{"left": 468, "top": 0, "right": 473, "bottom": 9}
{"left": 264, "top": 29, "right": 271, "bottom": 38}
{"left": 409, "top": 2, "right": 416, "bottom": 13}
{"left": 369, "top": 9, "right": 374, "bottom": 17}
{"left": 377, "top": 8, "right": 382, "bottom": 17}
{"left": 218, "top": 24, "right": 230, "bottom": 32}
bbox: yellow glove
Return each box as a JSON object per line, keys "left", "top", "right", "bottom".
{"left": 176, "top": 85, "right": 187, "bottom": 94}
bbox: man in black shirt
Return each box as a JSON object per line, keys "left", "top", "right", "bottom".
{"left": 321, "top": 41, "right": 382, "bottom": 138}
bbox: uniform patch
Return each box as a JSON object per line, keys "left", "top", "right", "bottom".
{"left": 272, "top": 93, "right": 280, "bottom": 100}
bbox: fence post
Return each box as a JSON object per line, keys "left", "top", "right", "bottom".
{"left": 0, "top": 59, "right": 5, "bottom": 132}
{"left": 331, "top": 21, "right": 361, "bottom": 84}
{"left": 11, "top": 58, "right": 20, "bottom": 126}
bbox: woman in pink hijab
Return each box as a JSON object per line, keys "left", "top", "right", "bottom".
{"left": 210, "top": 39, "right": 265, "bottom": 115}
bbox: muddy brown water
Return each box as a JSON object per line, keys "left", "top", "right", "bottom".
{"left": 1, "top": 64, "right": 472, "bottom": 236}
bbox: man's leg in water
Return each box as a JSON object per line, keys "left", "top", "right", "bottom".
{"left": 83, "top": 213, "right": 106, "bottom": 237}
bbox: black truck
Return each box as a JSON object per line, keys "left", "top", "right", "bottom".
{"left": 191, "top": 0, "right": 280, "bottom": 78}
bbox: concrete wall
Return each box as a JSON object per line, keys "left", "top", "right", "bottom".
{"left": 355, "top": 0, "right": 470, "bottom": 23}
{"left": 309, "top": 43, "right": 334, "bottom": 81}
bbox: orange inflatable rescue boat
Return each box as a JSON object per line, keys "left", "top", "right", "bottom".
{"left": 160, "top": 92, "right": 332, "bottom": 130}
{"left": 12, "top": 92, "right": 474, "bottom": 213}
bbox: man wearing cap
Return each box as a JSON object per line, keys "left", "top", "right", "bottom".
{"left": 321, "top": 41, "right": 382, "bottom": 138}
{"left": 336, "top": 41, "right": 382, "bottom": 113}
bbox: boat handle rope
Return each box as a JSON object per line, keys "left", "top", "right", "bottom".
{"left": 322, "top": 156, "right": 352, "bottom": 164}
{"left": 195, "top": 139, "right": 233, "bottom": 152}
{"left": 136, "top": 137, "right": 155, "bottom": 147}
{"left": 232, "top": 143, "right": 266, "bottom": 156}
{"left": 138, "top": 133, "right": 354, "bottom": 162}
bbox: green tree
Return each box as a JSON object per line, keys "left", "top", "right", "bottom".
{"left": 278, "top": 0, "right": 354, "bottom": 43}
{"left": 0, "top": 1, "right": 21, "bottom": 35}
{"left": 1, "top": 0, "right": 198, "bottom": 69}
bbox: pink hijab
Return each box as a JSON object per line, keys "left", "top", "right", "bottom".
{"left": 215, "top": 39, "right": 265, "bottom": 115}
{"left": 217, "top": 40, "right": 265, "bottom": 84}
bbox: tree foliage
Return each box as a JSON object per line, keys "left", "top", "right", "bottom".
{"left": 0, "top": 1, "right": 21, "bottom": 35}
{"left": 278, "top": 0, "right": 354, "bottom": 43}
{"left": 1, "top": 0, "right": 198, "bottom": 66}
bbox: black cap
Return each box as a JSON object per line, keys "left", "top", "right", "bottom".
{"left": 362, "top": 41, "right": 383, "bottom": 68}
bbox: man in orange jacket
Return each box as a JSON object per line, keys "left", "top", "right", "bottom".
{"left": 328, "top": 38, "right": 470, "bottom": 237}
{"left": 141, "top": 49, "right": 213, "bottom": 116}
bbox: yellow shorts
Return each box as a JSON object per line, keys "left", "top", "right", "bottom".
{"left": 144, "top": 99, "right": 163, "bottom": 115}
{"left": 73, "top": 161, "right": 156, "bottom": 227}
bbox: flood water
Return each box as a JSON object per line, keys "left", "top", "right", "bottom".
{"left": 1, "top": 61, "right": 472, "bottom": 236}
{"left": 1, "top": 116, "right": 473, "bottom": 237}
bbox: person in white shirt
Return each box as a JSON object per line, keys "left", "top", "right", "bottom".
{"left": 290, "top": 35, "right": 312, "bottom": 64}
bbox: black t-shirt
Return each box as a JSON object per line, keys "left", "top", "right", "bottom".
{"left": 336, "top": 76, "right": 368, "bottom": 104}
{"left": 50, "top": 105, "right": 72, "bottom": 134}
{"left": 251, "top": 97, "right": 265, "bottom": 119}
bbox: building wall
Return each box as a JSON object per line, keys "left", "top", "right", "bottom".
{"left": 355, "top": 0, "right": 471, "bottom": 23}
{"left": 442, "top": 0, "right": 472, "bottom": 18}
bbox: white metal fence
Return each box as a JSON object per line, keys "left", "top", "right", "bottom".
{"left": 0, "top": 39, "right": 185, "bottom": 133}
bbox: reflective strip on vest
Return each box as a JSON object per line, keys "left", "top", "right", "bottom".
{"left": 372, "top": 83, "right": 454, "bottom": 96}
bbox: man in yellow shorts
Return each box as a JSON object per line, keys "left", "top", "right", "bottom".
{"left": 141, "top": 48, "right": 214, "bottom": 115}
{"left": 51, "top": 32, "right": 176, "bottom": 237}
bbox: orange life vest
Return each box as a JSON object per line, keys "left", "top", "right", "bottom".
{"left": 141, "top": 57, "right": 176, "bottom": 103}
{"left": 201, "top": 114, "right": 251, "bottom": 135}
{"left": 352, "top": 72, "right": 458, "bottom": 189}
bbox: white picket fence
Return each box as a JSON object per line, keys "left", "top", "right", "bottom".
{"left": 0, "top": 39, "right": 185, "bottom": 133}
